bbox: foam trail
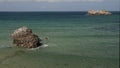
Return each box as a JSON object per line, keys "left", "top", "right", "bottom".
{"left": 27, "top": 44, "right": 48, "bottom": 51}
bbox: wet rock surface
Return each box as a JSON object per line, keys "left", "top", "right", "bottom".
{"left": 11, "top": 26, "right": 42, "bottom": 48}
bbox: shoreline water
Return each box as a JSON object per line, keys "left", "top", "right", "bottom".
{"left": 0, "top": 12, "right": 119, "bottom": 68}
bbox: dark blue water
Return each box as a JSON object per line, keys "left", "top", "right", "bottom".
{"left": 0, "top": 12, "right": 119, "bottom": 20}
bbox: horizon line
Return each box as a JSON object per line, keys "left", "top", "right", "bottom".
{"left": 0, "top": 10, "right": 119, "bottom": 12}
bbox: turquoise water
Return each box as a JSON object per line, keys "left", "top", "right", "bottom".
{"left": 0, "top": 12, "right": 119, "bottom": 68}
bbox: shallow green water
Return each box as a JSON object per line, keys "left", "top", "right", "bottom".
{"left": 0, "top": 12, "right": 119, "bottom": 68}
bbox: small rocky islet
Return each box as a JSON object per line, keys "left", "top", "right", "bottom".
{"left": 87, "top": 10, "right": 112, "bottom": 15}
{"left": 11, "top": 26, "right": 43, "bottom": 48}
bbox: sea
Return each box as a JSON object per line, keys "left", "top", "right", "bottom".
{"left": 0, "top": 12, "right": 119, "bottom": 68}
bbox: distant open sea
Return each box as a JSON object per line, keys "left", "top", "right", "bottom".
{"left": 0, "top": 12, "right": 119, "bottom": 68}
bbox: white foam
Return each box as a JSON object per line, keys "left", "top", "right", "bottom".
{"left": 27, "top": 44, "right": 48, "bottom": 51}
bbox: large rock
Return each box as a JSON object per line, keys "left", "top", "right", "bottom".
{"left": 11, "top": 26, "right": 42, "bottom": 48}
{"left": 87, "top": 10, "right": 112, "bottom": 15}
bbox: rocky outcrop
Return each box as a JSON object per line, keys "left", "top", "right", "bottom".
{"left": 11, "top": 26, "right": 42, "bottom": 48}
{"left": 87, "top": 10, "right": 112, "bottom": 15}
